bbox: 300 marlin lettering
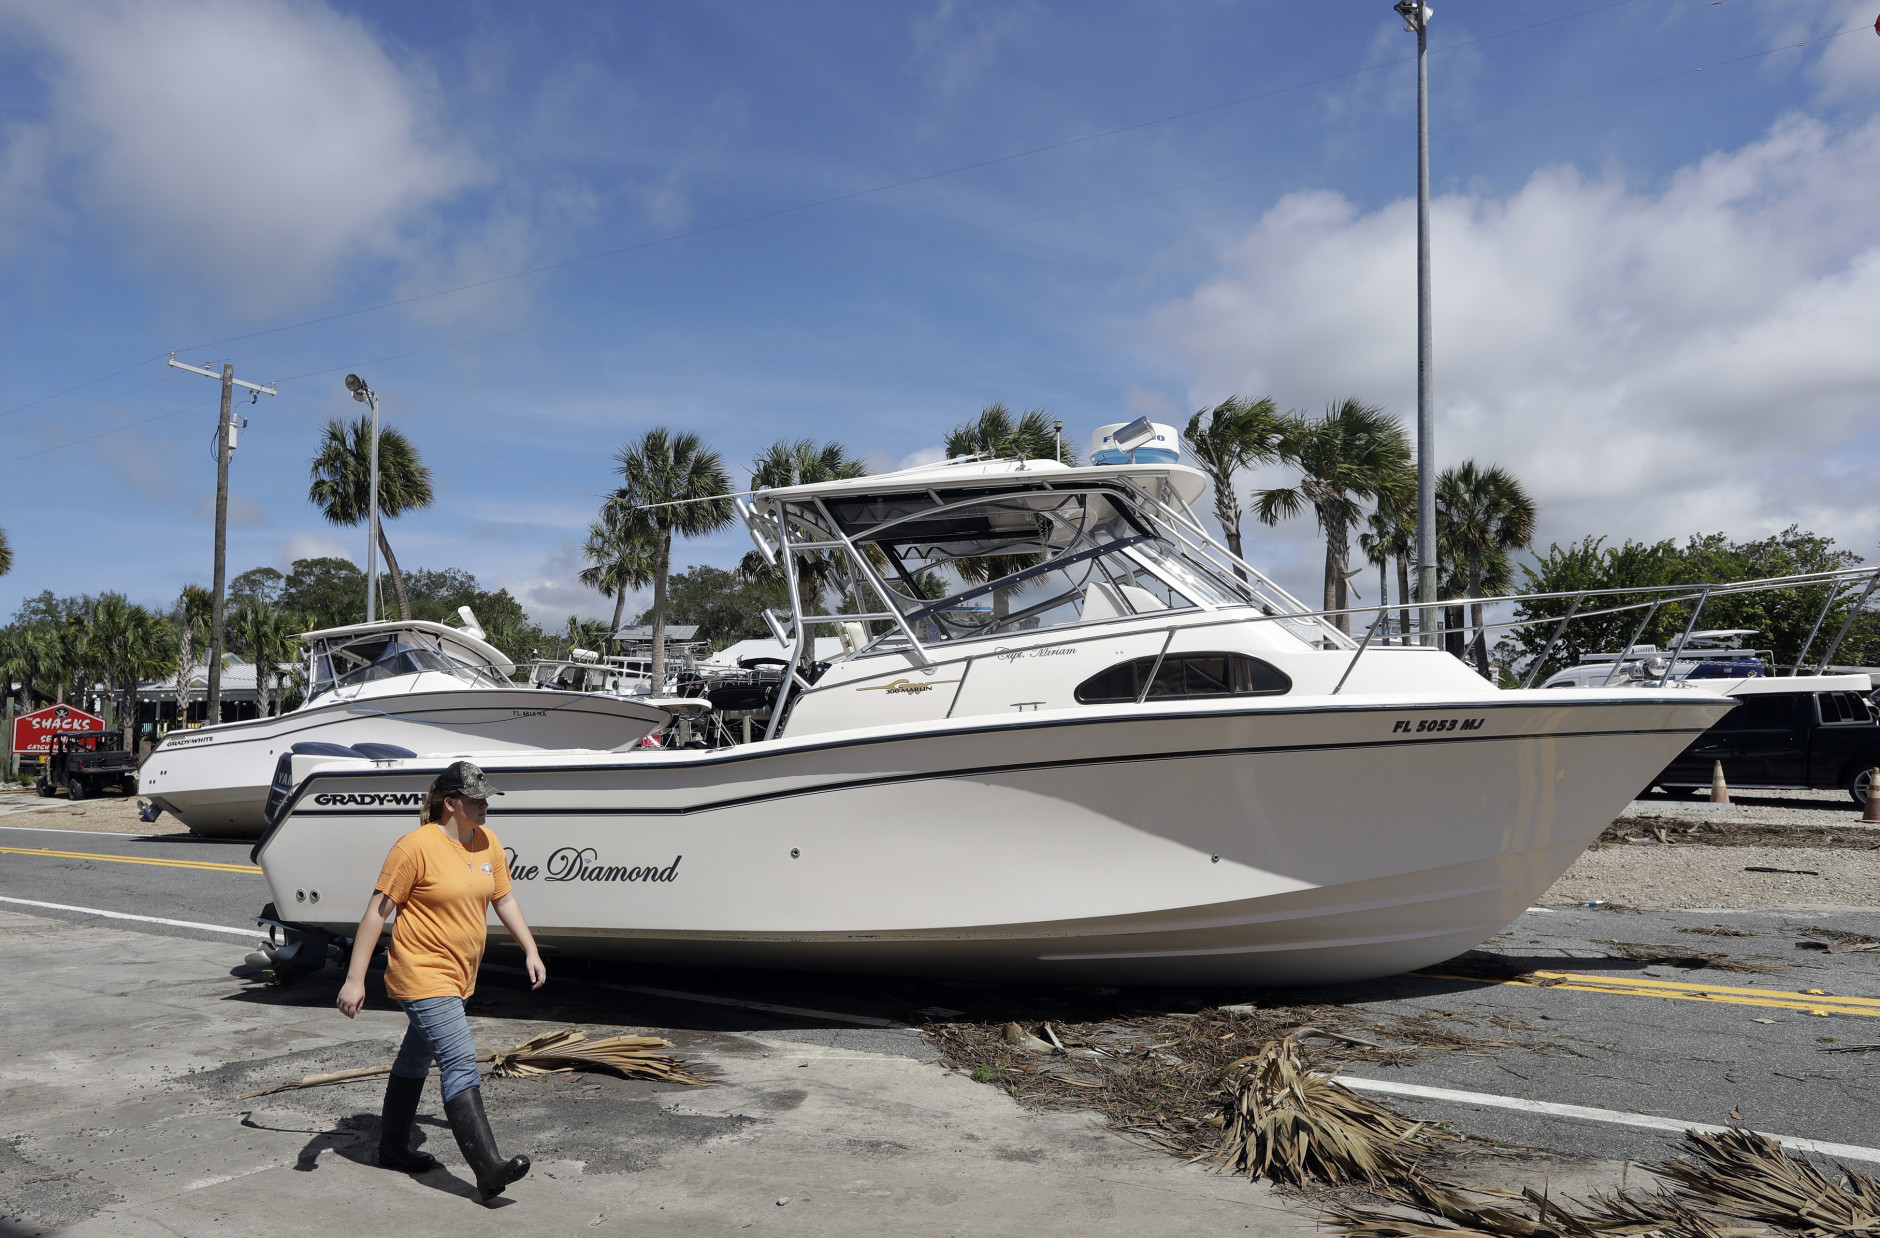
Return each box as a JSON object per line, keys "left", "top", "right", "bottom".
{"left": 1391, "top": 717, "right": 1485, "bottom": 733}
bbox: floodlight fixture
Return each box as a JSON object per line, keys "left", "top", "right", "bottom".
{"left": 345, "top": 373, "right": 371, "bottom": 402}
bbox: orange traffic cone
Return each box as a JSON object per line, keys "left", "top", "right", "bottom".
{"left": 1710, "top": 760, "right": 1730, "bottom": 805}
{"left": 1863, "top": 769, "right": 1880, "bottom": 824}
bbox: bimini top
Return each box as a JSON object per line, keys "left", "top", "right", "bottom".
{"left": 746, "top": 457, "right": 1211, "bottom": 512}
{"left": 298, "top": 619, "right": 517, "bottom": 678}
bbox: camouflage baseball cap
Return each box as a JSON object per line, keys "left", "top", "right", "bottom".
{"left": 431, "top": 760, "right": 504, "bottom": 799}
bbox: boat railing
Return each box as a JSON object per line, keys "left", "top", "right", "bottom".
{"left": 1310, "top": 565, "right": 1880, "bottom": 692}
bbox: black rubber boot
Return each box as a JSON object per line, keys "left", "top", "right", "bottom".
{"left": 377, "top": 1073, "right": 440, "bottom": 1173}
{"left": 442, "top": 1086, "right": 529, "bottom": 1203}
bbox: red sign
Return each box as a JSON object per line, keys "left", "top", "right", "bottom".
{"left": 11, "top": 703, "right": 108, "bottom": 755}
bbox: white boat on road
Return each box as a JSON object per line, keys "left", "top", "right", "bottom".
{"left": 142, "top": 619, "right": 668, "bottom": 838}
{"left": 254, "top": 455, "right": 1730, "bottom": 984}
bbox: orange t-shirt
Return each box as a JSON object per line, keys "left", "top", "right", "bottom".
{"left": 374, "top": 822, "right": 512, "bottom": 1000}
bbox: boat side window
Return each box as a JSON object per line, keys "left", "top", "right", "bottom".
{"left": 1074, "top": 653, "right": 1292, "bottom": 704}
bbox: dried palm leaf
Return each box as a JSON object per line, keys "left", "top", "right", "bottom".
{"left": 242, "top": 1026, "right": 703, "bottom": 1097}
{"left": 1647, "top": 1128, "right": 1880, "bottom": 1238}
{"left": 1208, "top": 1037, "right": 1440, "bottom": 1187}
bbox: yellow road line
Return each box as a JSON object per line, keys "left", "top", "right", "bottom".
{"left": 0, "top": 845, "right": 261, "bottom": 875}
{"left": 1418, "top": 969, "right": 1880, "bottom": 1018}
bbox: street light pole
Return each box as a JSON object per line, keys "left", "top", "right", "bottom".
{"left": 345, "top": 374, "right": 381, "bottom": 623}
{"left": 1395, "top": 0, "right": 1438, "bottom": 646}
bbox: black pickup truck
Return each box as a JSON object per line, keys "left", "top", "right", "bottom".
{"left": 1654, "top": 683, "right": 1880, "bottom": 803}
{"left": 35, "top": 731, "right": 140, "bottom": 800}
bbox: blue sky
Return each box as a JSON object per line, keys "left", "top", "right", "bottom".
{"left": 2, "top": 0, "right": 1877, "bottom": 624}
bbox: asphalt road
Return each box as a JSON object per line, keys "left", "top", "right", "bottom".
{"left": 3, "top": 817, "right": 1877, "bottom": 1170}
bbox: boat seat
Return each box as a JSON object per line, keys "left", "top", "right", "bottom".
{"left": 290, "top": 741, "right": 366, "bottom": 758}
{"left": 352, "top": 743, "right": 418, "bottom": 760}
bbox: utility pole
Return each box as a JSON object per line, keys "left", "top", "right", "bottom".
{"left": 168, "top": 355, "right": 277, "bottom": 724}
{"left": 1395, "top": 0, "right": 1438, "bottom": 646}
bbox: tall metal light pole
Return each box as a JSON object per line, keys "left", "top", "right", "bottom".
{"left": 1395, "top": 0, "right": 1438, "bottom": 645}
{"left": 344, "top": 374, "right": 382, "bottom": 623}
{"left": 168, "top": 354, "right": 276, "bottom": 722}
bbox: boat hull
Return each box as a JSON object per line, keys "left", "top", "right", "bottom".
{"left": 142, "top": 689, "right": 667, "bottom": 838}
{"left": 256, "top": 691, "right": 1729, "bottom": 984}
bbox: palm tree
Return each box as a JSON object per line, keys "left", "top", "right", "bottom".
{"left": 613, "top": 428, "right": 733, "bottom": 688}
{"left": 741, "top": 439, "right": 870, "bottom": 619}
{"left": 172, "top": 584, "right": 213, "bottom": 727}
{"left": 1253, "top": 398, "right": 1413, "bottom": 634}
{"left": 1358, "top": 482, "right": 1417, "bottom": 645}
{"left": 232, "top": 599, "right": 295, "bottom": 717}
{"left": 86, "top": 595, "right": 176, "bottom": 747}
{"left": 1182, "top": 396, "right": 1282, "bottom": 574}
{"left": 579, "top": 502, "right": 658, "bottom": 651}
{"left": 1437, "top": 461, "right": 1537, "bottom": 676}
{"left": 0, "top": 525, "right": 11, "bottom": 577}
{"left": 308, "top": 416, "right": 435, "bottom": 621}
{"left": 944, "top": 403, "right": 1072, "bottom": 462}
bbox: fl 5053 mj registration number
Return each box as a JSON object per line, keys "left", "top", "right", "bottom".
{"left": 1392, "top": 717, "right": 1485, "bottom": 734}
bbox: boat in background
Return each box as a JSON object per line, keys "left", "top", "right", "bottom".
{"left": 141, "top": 618, "right": 670, "bottom": 838}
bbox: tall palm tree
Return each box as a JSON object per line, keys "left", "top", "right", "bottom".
{"left": 308, "top": 416, "right": 435, "bottom": 621}
{"left": 172, "top": 584, "right": 213, "bottom": 727}
{"left": 86, "top": 595, "right": 176, "bottom": 747}
{"left": 1182, "top": 395, "right": 1282, "bottom": 574}
{"left": 0, "top": 525, "right": 11, "bottom": 577}
{"left": 1253, "top": 398, "right": 1413, "bottom": 635}
{"left": 1437, "top": 460, "right": 1537, "bottom": 676}
{"left": 741, "top": 439, "right": 870, "bottom": 619}
{"left": 232, "top": 599, "right": 295, "bottom": 717}
{"left": 1358, "top": 481, "right": 1417, "bottom": 645}
{"left": 944, "top": 403, "right": 1072, "bottom": 462}
{"left": 579, "top": 502, "right": 659, "bottom": 651}
{"left": 613, "top": 428, "right": 733, "bottom": 688}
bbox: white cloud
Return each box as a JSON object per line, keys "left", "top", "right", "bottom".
{"left": 1152, "top": 114, "right": 1880, "bottom": 577}
{"left": 281, "top": 531, "right": 354, "bottom": 566}
{"left": 0, "top": 0, "right": 474, "bottom": 306}
{"left": 495, "top": 538, "right": 619, "bottom": 625}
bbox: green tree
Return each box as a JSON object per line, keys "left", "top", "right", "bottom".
{"left": 85, "top": 595, "right": 177, "bottom": 747}
{"left": 228, "top": 566, "right": 285, "bottom": 608}
{"left": 1182, "top": 396, "right": 1282, "bottom": 572}
{"left": 580, "top": 503, "right": 658, "bottom": 650}
{"left": 232, "top": 599, "right": 296, "bottom": 717}
{"left": 742, "top": 438, "right": 869, "bottom": 621}
{"left": 1254, "top": 399, "right": 1414, "bottom": 634}
{"left": 0, "top": 525, "right": 11, "bottom": 577}
{"left": 1436, "top": 461, "right": 1537, "bottom": 675}
{"left": 280, "top": 557, "right": 367, "bottom": 628}
{"left": 944, "top": 403, "right": 1072, "bottom": 462}
{"left": 171, "top": 584, "right": 214, "bottom": 725}
{"left": 613, "top": 428, "right": 734, "bottom": 688}
{"left": 1359, "top": 486, "right": 1416, "bottom": 645}
{"left": 307, "top": 416, "right": 435, "bottom": 620}
{"left": 639, "top": 564, "right": 793, "bottom": 652}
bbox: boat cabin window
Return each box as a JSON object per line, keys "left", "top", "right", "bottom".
{"left": 308, "top": 634, "right": 498, "bottom": 701}
{"left": 1073, "top": 652, "right": 1291, "bottom": 704}
{"left": 818, "top": 485, "right": 1248, "bottom": 643}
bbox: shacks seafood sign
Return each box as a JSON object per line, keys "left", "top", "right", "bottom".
{"left": 505, "top": 847, "right": 682, "bottom": 884}
{"left": 11, "top": 704, "right": 108, "bottom": 754}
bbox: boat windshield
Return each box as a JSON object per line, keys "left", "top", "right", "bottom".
{"left": 820, "top": 485, "right": 1248, "bottom": 643}
{"left": 306, "top": 633, "right": 504, "bottom": 702}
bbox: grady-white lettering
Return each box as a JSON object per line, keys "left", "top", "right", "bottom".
{"left": 507, "top": 846, "right": 683, "bottom": 884}
{"left": 311, "top": 791, "right": 425, "bottom": 807}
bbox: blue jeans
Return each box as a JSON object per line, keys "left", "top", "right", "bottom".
{"left": 390, "top": 996, "right": 480, "bottom": 1103}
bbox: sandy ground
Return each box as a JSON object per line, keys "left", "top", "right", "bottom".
{"left": 1542, "top": 843, "right": 1878, "bottom": 910}
{"left": 0, "top": 787, "right": 152, "bottom": 833}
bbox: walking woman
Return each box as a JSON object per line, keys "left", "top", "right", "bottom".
{"left": 336, "top": 761, "right": 546, "bottom": 1204}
